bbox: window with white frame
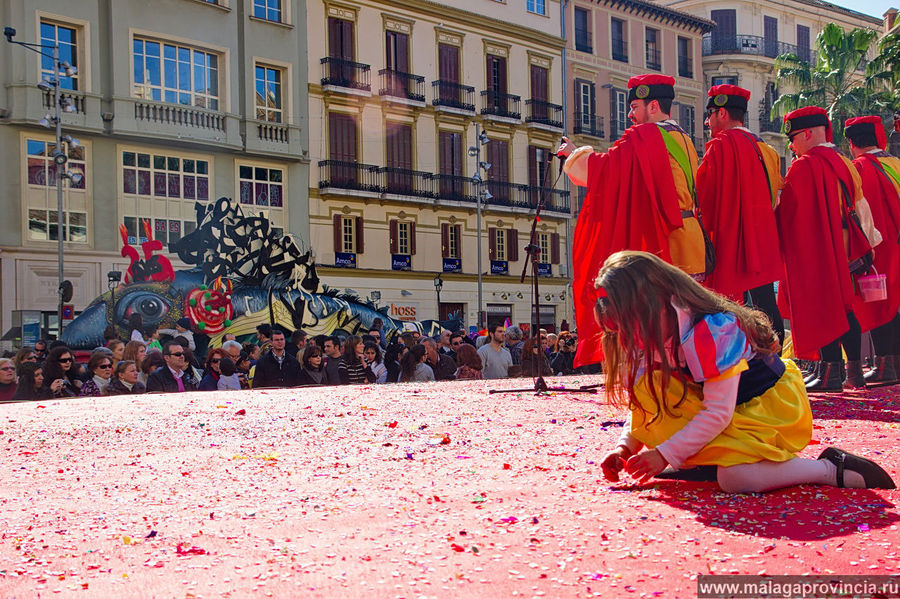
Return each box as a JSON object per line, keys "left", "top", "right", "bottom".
{"left": 132, "top": 37, "right": 220, "bottom": 109}
{"left": 122, "top": 151, "right": 210, "bottom": 201}
{"left": 578, "top": 81, "right": 593, "bottom": 128}
{"left": 397, "top": 221, "right": 411, "bottom": 255}
{"left": 253, "top": 0, "right": 282, "bottom": 22}
{"left": 121, "top": 215, "right": 196, "bottom": 250}
{"left": 40, "top": 21, "right": 79, "bottom": 90}
{"left": 238, "top": 165, "right": 283, "bottom": 207}
{"left": 538, "top": 232, "right": 550, "bottom": 264}
{"left": 341, "top": 216, "right": 356, "bottom": 253}
{"left": 495, "top": 228, "right": 506, "bottom": 261}
{"left": 527, "top": 0, "right": 546, "bottom": 15}
{"left": 25, "top": 137, "right": 89, "bottom": 244}
{"left": 615, "top": 90, "right": 628, "bottom": 138}
{"left": 255, "top": 64, "right": 283, "bottom": 122}
{"left": 448, "top": 224, "right": 459, "bottom": 259}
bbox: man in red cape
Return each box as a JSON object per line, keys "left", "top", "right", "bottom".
{"left": 697, "top": 84, "right": 784, "bottom": 342}
{"left": 845, "top": 116, "right": 900, "bottom": 384}
{"left": 558, "top": 74, "right": 705, "bottom": 367}
{"left": 777, "top": 106, "right": 879, "bottom": 391}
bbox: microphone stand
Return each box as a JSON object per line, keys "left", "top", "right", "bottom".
{"left": 490, "top": 147, "right": 596, "bottom": 396}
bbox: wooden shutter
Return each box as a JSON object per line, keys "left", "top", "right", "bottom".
{"left": 329, "top": 112, "right": 357, "bottom": 162}
{"left": 355, "top": 216, "right": 364, "bottom": 254}
{"left": 455, "top": 225, "right": 462, "bottom": 260}
{"left": 551, "top": 233, "right": 560, "bottom": 264}
{"left": 530, "top": 65, "right": 547, "bottom": 102}
{"left": 498, "top": 56, "right": 507, "bottom": 95}
{"left": 710, "top": 10, "right": 736, "bottom": 44}
{"left": 528, "top": 145, "right": 538, "bottom": 187}
{"left": 438, "top": 43, "right": 459, "bottom": 83}
{"left": 488, "top": 227, "right": 497, "bottom": 260}
{"left": 441, "top": 223, "right": 449, "bottom": 258}
{"left": 508, "top": 229, "right": 519, "bottom": 262}
{"left": 488, "top": 140, "right": 509, "bottom": 182}
{"left": 409, "top": 222, "right": 416, "bottom": 255}
{"left": 333, "top": 214, "right": 342, "bottom": 253}
{"left": 328, "top": 18, "right": 354, "bottom": 59}
{"left": 386, "top": 31, "right": 409, "bottom": 73}
{"left": 390, "top": 219, "right": 399, "bottom": 254}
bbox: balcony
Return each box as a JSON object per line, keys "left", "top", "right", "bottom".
{"left": 481, "top": 90, "right": 521, "bottom": 120}
{"left": 484, "top": 180, "right": 570, "bottom": 214}
{"left": 646, "top": 47, "right": 661, "bottom": 71}
{"left": 573, "top": 112, "right": 604, "bottom": 138}
{"left": 678, "top": 55, "right": 693, "bottom": 79}
{"left": 378, "top": 69, "right": 426, "bottom": 104}
{"left": 320, "top": 57, "right": 371, "bottom": 93}
{"left": 432, "top": 80, "right": 475, "bottom": 112}
{"left": 134, "top": 100, "right": 225, "bottom": 131}
{"left": 575, "top": 29, "right": 592, "bottom": 53}
{"left": 318, "top": 160, "right": 381, "bottom": 193}
{"left": 381, "top": 167, "right": 434, "bottom": 198}
{"left": 525, "top": 100, "right": 563, "bottom": 129}
{"left": 702, "top": 34, "right": 816, "bottom": 63}
{"left": 434, "top": 174, "right": 477, "bottom": 203}
{"left": 612, "top": 39, "right": 628, "bottom": 63}
{"left": 43, "top": 89, "right": 87, "bottom": 115}
{"left": 256, "top": 121, "right": 289, "bottom": 143}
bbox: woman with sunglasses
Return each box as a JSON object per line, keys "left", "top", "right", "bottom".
{"left": 105, "top": 360, "right": 146, "bottom": 395}
{"left": 199, "top": 348, "right": 227, "bottom": 391}
{"left": 0, "top": 358, "right": 17, "bottom": 401}
{"left": 13, "top": 347, "right": 38, "bottom": 369}
{"left": 41, "top": 347, "right": 79, "bottom": 398}
{"left": 79, "top": 353, "right": 115, "bottom": 396}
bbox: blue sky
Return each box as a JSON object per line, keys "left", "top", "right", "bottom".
{"left": 834, "top": 0, "right": 895, "bottom": 19}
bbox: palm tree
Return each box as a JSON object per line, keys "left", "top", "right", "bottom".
{"left": 866, "top": 32, "right": 900, "bottom": 111}
{"left": 771, "top": 23, "right": 879, "bottom": 143}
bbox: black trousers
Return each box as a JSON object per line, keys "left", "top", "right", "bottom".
{"left": 820, "top": 312, "right": 862, "bottom": 362}
{"left": 745, "top": 283, "right": 785, "bottom": 346}
{"left": 870, "top": 312, "right": 900, "bottom": 355}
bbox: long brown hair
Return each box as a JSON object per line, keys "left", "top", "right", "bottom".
{"left": 596, "top": 251, "right": 778, "bottom": 423}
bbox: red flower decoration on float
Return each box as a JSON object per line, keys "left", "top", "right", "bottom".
{"left": 185, "top": 280, "right": 234, "bottom": 334}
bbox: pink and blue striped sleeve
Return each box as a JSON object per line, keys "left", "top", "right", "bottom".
{"left": 680, "top": 313, "right": 753, "bottom": 382}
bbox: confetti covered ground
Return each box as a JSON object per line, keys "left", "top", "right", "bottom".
{"left": 1, "top": 376, "right": 899, "bottom": 598}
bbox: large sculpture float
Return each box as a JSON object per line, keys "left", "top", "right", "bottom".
{"left": 62, "top": 198, "right": 452, "bottom": 350}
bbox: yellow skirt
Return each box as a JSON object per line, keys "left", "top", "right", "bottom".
{"left": 630, "top": 359, "right": 812, "bottom": 468}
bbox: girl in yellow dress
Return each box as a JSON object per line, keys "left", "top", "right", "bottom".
{"left": 597, "top": 251, "right": 894, "bottom": 492}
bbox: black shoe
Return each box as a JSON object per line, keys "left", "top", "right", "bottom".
{"left": 818, "top": 446, "right": 896, "bottom": 489}
{"left": 844, "top": 360, "right": 867, "bottom": 389}
{"left": 806, "top": 361, "right": 843, "bottom": 393}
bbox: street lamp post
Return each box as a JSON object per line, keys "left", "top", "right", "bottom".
{"left": 468, "top": 124, "right": 491, "bottom": 331}
{"left": 5, "top": 27, "right": 81, "bottom": 338}
{"left": 433, "top": 274, "right": 443, "bottom": 320}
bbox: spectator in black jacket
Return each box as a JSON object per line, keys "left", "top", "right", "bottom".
{"left": 147, "top": 341, "right": 197, "bottom": 393}
{"left": 253, "top": 329, "right": 300, "bottom": 388}
{"left": 337, "top": 335, "right": 375, "bottom": 385}
{"left": 422, "top": 338, "right": 456, "bottom": 381}
{"left": 322, "top": 336, "right": 342, "bottom": 384}
{"left": 550, "top": 332, "right": 578, "bottom": 375}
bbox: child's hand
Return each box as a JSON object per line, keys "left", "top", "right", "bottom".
{"left": 624, "top": 449, "right": 668, "bottom": 483}
{"left": 600, "top": 447, "right": 630, "bottom": 481}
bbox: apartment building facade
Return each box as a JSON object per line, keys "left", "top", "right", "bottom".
{"left": 307, "top": 0, "right": 570, "bottom": 331}
{"left": 565, "top": 0, "right": 714, "bottom": 157}
{"left": 0, "top": 0, "right": 309, "bottom": 341}
{"left": 663, "top": 0, "right": 882, "bottom": 157}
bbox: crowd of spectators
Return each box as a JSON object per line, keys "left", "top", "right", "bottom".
{"left": 1, "top": 318, "right": 596, "bottom": 402}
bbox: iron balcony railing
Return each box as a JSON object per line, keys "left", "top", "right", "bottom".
{"left": 431, "top": 80, "right": 475, "bottom": 112}
{"left": 678, "top": 55, "right": 693, "bottom": 78}
{"left": 612, "top": 39, "right": 628, "bottom": 63}
{"left": 434, "top": 173, "right": 477, "bottom": 203}
{"left": 525, "top": 100, "right": 563, "bottom": 128}
{"left": 380, "top": 167, "right": 433, "bottom": 198}
{"left": 318, "top": 160, "right": 381, "bottom": 192}
{"left": 481, "top": 90, "right": 521, "bottom": 120}
{"left": 378, "top": 69, "right": 426, "bottom": 102}
{"left": 484, "top": 180, "right": 569, "bottom": 213}
{"left": 702, "top": 34, "right": 816, "bottom": 63}
{"left": 575, "top": 29, "right": 592, "bottom": 53}
{"left": 573, "top": 112, "right": 604, "bottom": 138}
{"left": 646, "top": 47, "right": 661, "bottom": 71}
{"left": 320, "top": 57, "right": 371, "bottom": 91}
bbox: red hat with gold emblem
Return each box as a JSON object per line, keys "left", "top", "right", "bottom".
{"left": 627, "top": 74, "right": 675, "bottom": 104}
{"left": 844, "top": 115, "right": 887, "bottom": 150}
{"left": 783, "top": 106, "right": 832, "bottom": 142}
{"left": 706, "top": 84, "right": 751, "bottom": 112}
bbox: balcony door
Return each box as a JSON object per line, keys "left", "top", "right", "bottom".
{"left": 764, "top": 16, "right": 778, "bottom": 58}
{"left": 486, "top": 140, "right": 510, "bottom": 202}
{"left": 710, "top": 10, "right": 736, "bottom": 53}
{"left": 437, "top": 43, "right": 461, "bottom": 104}
{"left": 438, "top": 131, "right": 463, "bottom": 200}
{"left": 329, "top": 112, "right": 358, "bottom": 187}
{"left": 386, "top": 122, "right": 413, "bottom": 194}
{"left": 530, "top": 65, "right": 548, "bottom": 121}
{"left": 385, "top": 31, "right": 410, "bottom": 97}
{"left": 486, "top": 54, "right": 508, "bottom": 113}
{"left": 328, "top": 18, "right": 355, "bottom": 84}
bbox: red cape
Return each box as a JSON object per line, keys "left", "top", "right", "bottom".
{"left": 697, "top": 129, "right": 782, "bottom": 300}
{"left": 776, "top": 146, "right": 861, "bottom": 358}
{"left": 573, "top": 123, "right": 683, "bottom": 367}
{"left": 851, "top": 153, "right": 900, "bottom": 331}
